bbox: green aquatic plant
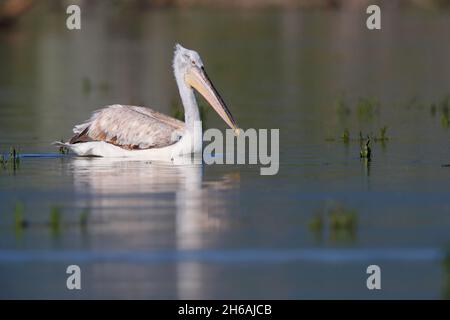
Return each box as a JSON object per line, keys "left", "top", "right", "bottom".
{"left": 49, "top": 206, "right": 62, "bottom": 232}
{"left": 0, "top": 146, "right": 20, "bottom": 172}
{"left": 380, "top": 126, "right": 388, "bottom": 140}
{"left": 441, "top": 113, "right": 449, "bottom": 128}
{"left": 9, "top": 146, "right": 20, "bottom": 164}
{"left": 360, "top": 136, "right": 371, "bottom": 160}
{"left": 357, "top": 97, "right": 379, "bottom": 121}
{"left": 358, "top": 131, "right": 365, "bottom": 147}
{"left": 442, "top": 250, "right": 450, "bottom": 299}
{"left": 308, "top": 213, "right": 324, "bottom": 233}
{"left": 308, "top": 204, "right": 358, "bottom": 244}
{"left": 14, "top": 202, "right": 28, "bottom": 229}
{"left": 328, "top": 204, "right": 358, "bottom": 244}
{"left": 328, "top": 205, "right": 358, "bottom": 231}
{"left": 58, "top": 140, "right": 69, "bottom": 155}
{"left": 374, "top": 126, "right": 389, "bottom": 142}
{"left": 439, "top": 96, "right": 450, "bottom": 128}
{"left": 440, "top": 95, "right": 450, "bottom": 111}
{"left": 341, "top": 128, "right": 350, "bottom": 144}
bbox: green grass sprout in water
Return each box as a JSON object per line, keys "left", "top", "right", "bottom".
{"left": 58, "top": 140, "right": 69, "bottom": 155}
{"left": 341, "top": 128, "right": 350, "bottom": 144}
{"left": 442, "top": 250, "right": 450, "bottom": 299}
{"left": 14, "top": 202, "right": 28, "bottom": 229}
{"left": 440, "top": 96, "right": 450, "bottom": 128}
{"left": 357, "top": 97, "right": 379, "bottom": 121}
{"left": 328, "top": 205, "right": 358, "bottom": 231}
{"left": 10, "top": 146, "right": 20, "bottom": 164}
{"left": 49, "top": 206, "right": 62, "bottom": 233}
{"left": 308, "top": 213, "right": 324, "bottom": 233}
{"left": 308, "top": 204, "right": 358, "bottom": 244}
{"left": 429, "top": 95, "right": 450, "bottom": 128}
{"left": 1, "top": 146, "right": 20, "bottom": 172}
{"left": 375, "top": 126, "right": 389, "bottom": 142}
{"left": 360, "top": 136, "right": 372, "bottom": 160}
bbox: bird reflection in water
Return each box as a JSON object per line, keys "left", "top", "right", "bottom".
{"left": 68, "top": 156, "right": 240, "bottom": 298}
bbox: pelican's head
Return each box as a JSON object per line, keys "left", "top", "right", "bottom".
{"left": 173, "top": 43, "right": 239, "bottom": 135}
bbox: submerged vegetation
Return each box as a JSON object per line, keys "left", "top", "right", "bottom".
{"left": 49, "top": 206, "right": 62, "bottom": 233}
{"left": 341, "top": 128, "right": 350, "bottom": 144}
{"left": 439, "top": 96, "right": 450, "bottom": 128}
{"left": 14, "top": 202, "right": 28, "bottom": 229}
{"left": 7, "top": 203, "right": 93, "bottom": 233}
{"left": 427, "top": 95, "right": 450, "bottom": 128}
{"left": 443, "top": 250, "right": 450, "bottom": 299}
{"left": 360, "top": 136, "right": 371, "bottom": 160}
{"left": 330, "top": 95, "right": 387, "bottom": 158}
{"left": 374, "top": 126, "right": 389, "bottom": 142}
{"left": 58, "top": 140, "right": 70, "bottom": 155}
{"left": 329, "top": 126, "right": 390, "bottom": 161}
{"left": 328, "top": 205, "right": 358, "bottom": 231}
{"left": 334, "top": 95, "right": 380, "bottom": 122}
{"left": 357, "top": 97, "right": 380, "bottom": 121}
{"left": 0, "top": 146, "right": 21, "bottom": 172}
{"left": 308, "top": 213, "right": 324, "bottom": 233}
{"left": 308, "top": 203, "right": 358, "bottom": 243}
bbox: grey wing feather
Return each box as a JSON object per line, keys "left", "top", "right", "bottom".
{"left": 70, "top": 104, "right": 185, "bottom": 149}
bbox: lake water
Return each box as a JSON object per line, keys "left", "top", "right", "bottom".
{"left": 1, "top": 3, "right": 450, "bottom": 299}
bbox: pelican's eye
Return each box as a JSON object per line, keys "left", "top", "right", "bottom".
{"left": 191, "top": 60, "right": 196, "bottom": 65}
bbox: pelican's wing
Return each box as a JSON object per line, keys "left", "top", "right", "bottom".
{"left": 69, "top": 104, "right": 185, "bottom": 150}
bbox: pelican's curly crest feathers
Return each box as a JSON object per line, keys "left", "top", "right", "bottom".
{"left": 173, "top": 43, "right": 185, "bottom": 67}
{"left": 174, "top": 43, "right": 184, "bottom": 53}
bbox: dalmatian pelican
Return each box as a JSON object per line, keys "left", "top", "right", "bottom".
{"left": 54, "top": 44, "right": 239, "bottom": 160}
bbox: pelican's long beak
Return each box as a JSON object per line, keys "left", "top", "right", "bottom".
{"left": 185, "top": 66, "right": 239, "bottom": 136}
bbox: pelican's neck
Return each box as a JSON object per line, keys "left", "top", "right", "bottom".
{"left": 174, "top": 70, "right": 200, "bottom": 133}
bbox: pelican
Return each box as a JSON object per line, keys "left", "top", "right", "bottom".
{"left": 54, "top": 44, "right": 239, "bottom": 160}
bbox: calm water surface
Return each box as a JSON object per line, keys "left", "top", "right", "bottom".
{"left": 1, "top": 4, "right": 450, "bottom": 298}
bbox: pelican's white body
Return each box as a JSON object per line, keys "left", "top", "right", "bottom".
{"left": 59, "top": 44, "right": 207, "bottom": 161}
{"left": 65, "top": 125, "right": 202, "bottom": 160}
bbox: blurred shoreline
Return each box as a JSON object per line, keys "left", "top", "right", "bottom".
{"left": 2, "top": 0, "right": 450, "bottom": 26}
{"left": 2, "top": 0, "right": 450, "bottom": 16}
{"left": 2, "top": 0, "right": 450, "bottom": 27}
